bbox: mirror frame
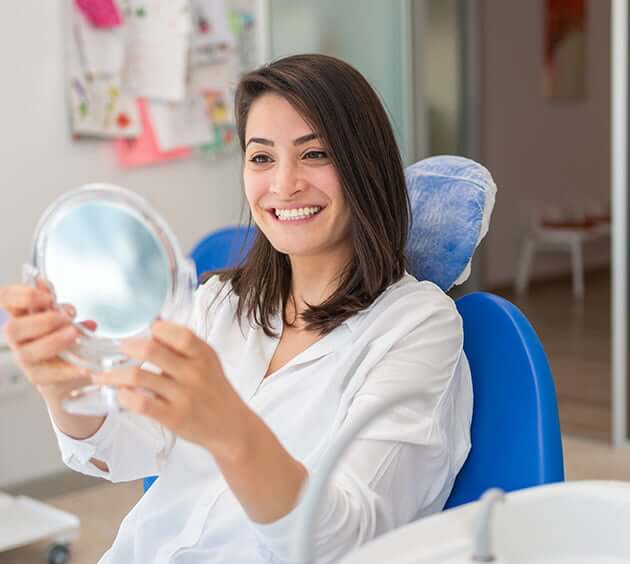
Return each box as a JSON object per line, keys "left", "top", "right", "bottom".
{"left": 25, "top": 183, "right": 197, "bottom": 372}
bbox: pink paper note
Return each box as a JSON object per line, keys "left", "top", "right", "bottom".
{"left": 115, "top": 99, "right": 191, "bottom": 168}
{"left": 75, "top": 0, "right": 123, "bottom": 28}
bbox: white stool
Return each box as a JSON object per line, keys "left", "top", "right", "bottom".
{"left": 515, "top": 221, "right": 610, "bottom": 299}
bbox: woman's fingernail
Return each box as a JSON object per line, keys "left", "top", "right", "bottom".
{"left": 62, "top": 326, "right": 77, "bottom": 338}
{"left": 67, "top": 305, "right": 76, "bottom": 317}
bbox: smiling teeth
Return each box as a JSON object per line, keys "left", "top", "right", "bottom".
{"left": 275, "top": 206, "right": 322, "bottom": 220}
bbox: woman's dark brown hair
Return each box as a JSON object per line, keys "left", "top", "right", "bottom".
{"left": 209, "top": 53, "right": 410, "bottom": 336}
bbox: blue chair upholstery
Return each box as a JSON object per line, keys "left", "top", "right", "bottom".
{"left": 144, "top": 475, "right": 157, "bottom": 492}
{"left": 143, "top": 225, "right": 254, "bottom": 493}
{"left": 444, "top": 292, "right": 564, "bottom": 509}
{"left": 189, "top": 225, "right": 256, "bottom": 279}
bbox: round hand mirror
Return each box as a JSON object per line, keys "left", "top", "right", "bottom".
{"left": 24, "top": 184, "right": 197, "bottom": 415}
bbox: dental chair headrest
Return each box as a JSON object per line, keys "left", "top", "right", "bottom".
{"left": 405, "top": 155, "right": 497, "bottom": 292}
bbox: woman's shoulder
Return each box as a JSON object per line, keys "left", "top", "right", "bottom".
{"left": 345, "top": 273, "right": 461, "bottom": 336}
{"left": 196, "top": 273, "right": 234, "bottom": 304}
{"left": 368, "top": 273, "right": 458, "bottom": 317}
{"left": 190, "top": 274, "right": 237, "bottom": 336}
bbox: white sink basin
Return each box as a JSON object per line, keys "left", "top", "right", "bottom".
{"left": 339, "top": 481, "right": 630, "bottom": 564}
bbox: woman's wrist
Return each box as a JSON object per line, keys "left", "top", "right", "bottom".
{"left": 209, "top": 402, "right": 262, "bottom": 467}
{"left": 210, "top": 405, "right": 308, "bottom": 523}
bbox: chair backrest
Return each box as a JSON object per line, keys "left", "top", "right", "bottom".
{"left": 405, "top": 155, "right": 496, "bottom": 292}
{"left": 189, "top": 225, "right": 256, "bottom": 279}
{"left": 443, "top": 292, "right": 564, "bottom": 509}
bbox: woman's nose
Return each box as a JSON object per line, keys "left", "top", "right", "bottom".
{"left": 270, "top": 163, "right": 305, "bottom": 197}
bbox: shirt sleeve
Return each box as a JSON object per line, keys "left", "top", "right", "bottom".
{"left": 250, "top": 292, "right": 473, "bottom": 563}
{"left": 48, "top": 406, "right": 174, "bottom": 483}
{"left": 47, "top": 275, "right": 227, "bottom": 483}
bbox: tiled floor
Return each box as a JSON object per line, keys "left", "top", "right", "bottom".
{"left": 494, "top": 269, "right": 612, "bottom": 441}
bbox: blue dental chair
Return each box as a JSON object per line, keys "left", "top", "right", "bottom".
{"left": 444, "top": 291, "right": 564, "bottom": 508}
{"left": 144, "top": 156, "right": 565, "bottom": 508}
{"left": 188, "top": 225, "right": 256, "bottom": 279}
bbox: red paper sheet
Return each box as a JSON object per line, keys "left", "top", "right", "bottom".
{"left": 75, "top": 0, "right": 123, "bottom": 28}
{"left": 115, "top": 99, "right": 191, "bottom": 168}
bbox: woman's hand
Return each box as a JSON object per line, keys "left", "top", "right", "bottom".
{"left": 93, "top": 320, "right": 252, "bottom": 461}
{"left": 95, "top": 318, "right": 308, "bottom": 524}
{"left": 0, "top": 280, "right": 96, "bottom": 398}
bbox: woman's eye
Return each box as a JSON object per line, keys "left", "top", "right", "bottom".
{"left": 249, "top": 154, "right": 272, "bottom": 164}
{"left": 304, "top": 150, "right": 328, "bottom": 160}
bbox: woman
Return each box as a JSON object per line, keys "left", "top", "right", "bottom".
{"left": 0, "top": 54, "right": 472, "bottom": 563}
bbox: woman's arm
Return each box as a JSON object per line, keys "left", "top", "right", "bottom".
{"left": 94, "top": 322, "right": 308, "bottom": 519}
{"left": 40, "top": 385, "right": 109, "bottom": 470}
{"left": 251, "top": 437, "right": 457, "bottom": 564}
{"left": 48, "top": 403, "right": 174, "bottom": 482}
{"left": 210, "top": 406, "right": 308, "bottom": 523}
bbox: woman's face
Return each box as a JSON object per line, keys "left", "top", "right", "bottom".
{"left": 243, "top": 94, "right": 351, "bottom": 259}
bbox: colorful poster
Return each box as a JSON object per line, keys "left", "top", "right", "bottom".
{"left": 63, "top": 0, "right": 256, "bottom": 165}
{"left": 74, "top": 5, "right": 126, "bottom": 75}
{"left": 75, "top": 0, "right": 123, "bottom": 28}
{"left": 123, "top": 34, "right": 189, "bottom": 102}
{"left": 148, "top": 96, "right": 215, "bottom": 152}
{"left": 227, "top": 0, "right": 258, "bottom": 71}
{"left": 69, "top": 75, "right": 140, "bottom": 138}
{"left": 115, "top": 99, "right": 191, "bottom": 167}
{"left": 198, "top": 89, "right": 238, "bottom": 158}
{"left": 124, "top": 0, "right": 193, "bottom": 34}
{"left": 190, "top": 53, "right": 240, "bottom": 93}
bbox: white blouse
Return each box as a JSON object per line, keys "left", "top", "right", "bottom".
{"left": 49, "top": 273, "right": 473, "bottom": 564}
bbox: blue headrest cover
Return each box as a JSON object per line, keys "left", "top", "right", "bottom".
{"left": 405, "top": 155, "right": 497, "bottom": 291}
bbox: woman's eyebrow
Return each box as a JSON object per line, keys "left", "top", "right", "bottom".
{"left": 246, "top": 137, "right": 273, "bottom": 148}
{"left": 245, "top": 133, "right": 321, "bottom": 148}
{"left": 294, "top": 133, "right": 320, "bottom": 145}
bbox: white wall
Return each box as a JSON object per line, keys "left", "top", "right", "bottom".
{"left": 0, "top": 2, "right": 245, "bottom": 489}
{"left": 480, "top": 0, "right": 611, "bottom": 287}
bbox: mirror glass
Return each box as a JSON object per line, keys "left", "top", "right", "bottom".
{"left": 45, "top": 202, "right": 170, "bottom": 339}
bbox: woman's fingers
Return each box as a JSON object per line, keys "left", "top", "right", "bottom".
{"left": 79, "top": 320, "right": 98, "bottom": 331}
{"left": 150, "top": 320, "right": 203, "bottom": 359}
{"left": 14, "top": 324, "right": 80, "bottom": 366}
{"left": 3, "top": 310, "right": 69, "bottom": 346}
{"left": 120, "top": 336, "right": 188, "bottom": 379}
{"left": 0, "top": 285, "right": 52, "bottom": 317}
{"left": 116, "top": 387, "right": 169, "bottom": 420}
{"left": 57, "top": 304, "right": 97, "bottom": 332}
{"left": 31, "top": 279, "right": 55, "bottom": 314}
{"left": 29, "top": 357, "right": 91, "bottom": 387}
{"left": 93, "top": 365, "right": 181, "bottom": 402}
{"left": 59, "top": 303, "right": 76, "bottom": 318}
